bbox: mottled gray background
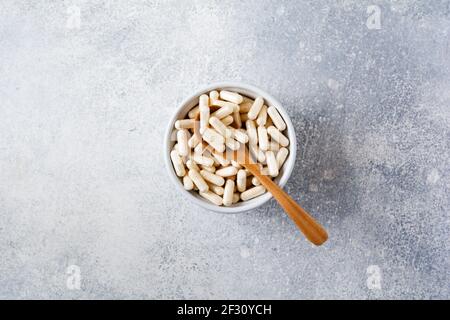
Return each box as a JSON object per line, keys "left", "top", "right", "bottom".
{"left": 0, "top": 0, "right": 449, "bottom": 299}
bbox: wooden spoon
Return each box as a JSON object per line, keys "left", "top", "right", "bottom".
{"left": 230, "top": 145, "right": 328, "bottom": 246}
{"left": 193, "top": 111, "right": 328, "bottom": 245}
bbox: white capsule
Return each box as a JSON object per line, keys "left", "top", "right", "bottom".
{"left": 188, "top": 133, "right": 201, "bottom": 148}
{"left": 252, "top": 176, "right": 261, "bottom": 186}
{"left": 199, "top": 191, "right": 222, "bottom": 206}
{"left": 192, "top": 154, "right": 214, "bottom": 167}
{"left": 232, "top": 193, "right": 240, "bottom": 204}
{"left": 256, "top": 105, "right": 268, "bottom": 126}
{"left": 225, "top": 137, "right": 240, "bottom": 151}
{"left": 188, "top": 169, "right": 209, "bottom": 193}
{"left": 209, "top": 184, "right": 224, "bottom": 196}
{"left": 211, "top": 99, "right": 239, "bottom": 112}
{"left": 216, "top": 166, "right": 238, "bottom": 177}
{"left": 257, "top": 126, "right": 269, "bottom": 151}
{"left": 200, "top": 170, "right": 225, "bottom": 186}
{"left": 221, "top": 115, "right": 234, "bottom": 126}
{"left": 170, "top": 150, "right": 186, "bottom": 177}
{"left": 211, "top": 104, "right": 234, "bottom": 119}
{"left": 173, "top": 143, "right": 185, "bottom": 155}
{"left": 231, "top": 128, "right": 248, "bottom": 144}
{"left": 276, "top": 147, "right": 289, "bottom": 169}
{"left": 186, "top": 159, "right": 200, "bottom": 171}
{"left": 247, "top": 97, "right": 264, "bottom": 120}
{"left": 202, "top": 128, "right": 225, "bottom": 152}
{"left": 265, "top": 151, "right": 279, "bottom": 177}
{"left": 175, "top": 119, "right": 195, "bottom": 129}
{"left": 209, "top": 90, "right": 219, "bottom": 101}
{"left": 219, "top": 90, "right": 243, "bottom": 104}
{"left": 211, "top": 151, "right": 230, "bottom": 166}
{"left": 246, "top": 120, "right": 258, "bottom": 146}
{"left": 209, "top": 116, "right": 231, "bottom": 138}
{"left": 267, "top": 106, "right": 286, "bottom": 131}
{"left": 199, "top": 94, "right": 209, "bottom": 108}
{"left": 237, "top": 169, "right": 247, "bottom": 192}
{"left": 240, "top": 185, "right": 266, "bottom": 201}
{"left": 176, "top": 130, "right": 189, "bottom": 157}
{"left": 188, "top": 106, "right": 200, "bottom": 119}
{"left": 222, "top": 179, "right": 235, "bottom": 206}
{"left": 248, "top": 143, "right": 266, "bottom": 163}
{"left": 199, "top": 94, "right": 210, "bottom": 134}
{"left": 267, "top": 126, "right": 289, "bottom": 147}
{"left": 183, "top": 175, "right": 194, "bottom": 190}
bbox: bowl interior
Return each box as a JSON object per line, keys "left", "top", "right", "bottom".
{"left": 165, "top": 83, "right": 297, "bottom": 213}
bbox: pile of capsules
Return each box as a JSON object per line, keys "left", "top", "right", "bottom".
{"left": 170, "top": 90, "right": 290, "bottom": 206}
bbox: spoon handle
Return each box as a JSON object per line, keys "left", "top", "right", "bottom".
{"left": 245, "top": 162, "right": 328, "bottom": 246}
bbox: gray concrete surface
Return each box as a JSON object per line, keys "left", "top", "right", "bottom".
{"left": 0, "top": 0, "right": 449, "bottom": 299}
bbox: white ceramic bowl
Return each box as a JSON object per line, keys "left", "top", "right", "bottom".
{"left": 164, "top": 82, "right": 297, "bottom": 213}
